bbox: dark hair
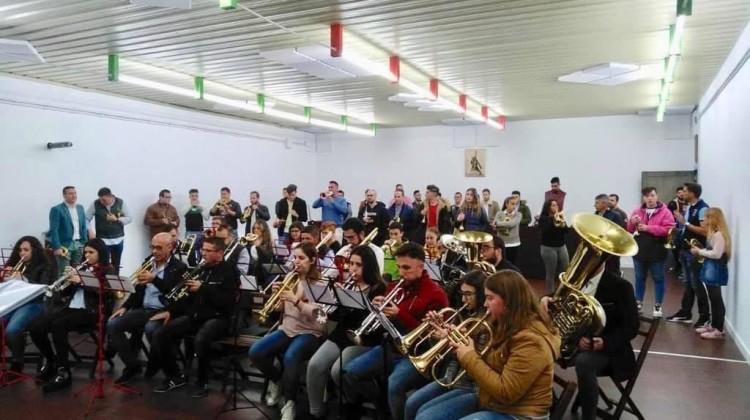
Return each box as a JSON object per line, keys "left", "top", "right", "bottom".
{"left": 540, "top": 199, "right": 558, "bottom": 217}
{"left": 609, "top": 193, "right": 620, "bottom": 201}
{"left": 302, "top": 224, "right": 320, "bottom": 238}
{"left": 454, "top": 191, "right": 462, "bottom": 196}
{"left": 7, "top": 236, "right": 49, "bottom": 269}
{"left": 189, "top": 188, "right": 199, "bottom": 194}
{"left": 294, "top": 241, "right": 322, "bottom": 279}
{"left": 159, "top": 189, "right": 171, "bottom": 197}
{"left": 640, "top": 187, "right": 656, "bottom": 196}
{"left": 289, "top": 221, "right": 305, "bottom": 232}
{"left": 550, "top": 177, "right": 560, "bottom": 184}
{"left": 413, "top": 190, "right": 420, "bottom": 195}
{"left": 461, "top": 270, "right": 488, "bottom": 315}
{"left": 204, "top": 237, "right": 227, "bottom": 251}
{"left": 338, "top": 190, "right": 345, "bottom": 196}
{"left": 250, "top": 190, "right": 259, "bottom": 198}
{"left": 388, "top": 222, "right": 404, "bottom": 232}
{"left": 342, "top": 217, "right": 365, "bottom": 233}
{"left": 492, "top": 235, "right": 506, "bottom": 255}
{"left": 684, "top": 182, "right": 702, "bottom": 198}
{"left": 482, "top": 188, "right": 490, "bottom": 194}
{"left": 85, "top": 238, "right": 110, "bottom": 265}
{"left": 350, "top": 246, "right": 384, "bottom": 288}
{"left": 675, "top": 186, "right": 684, "bottom": 193}
{"left": 393, "top": 242, "right": 425, "bottom": 262}
{"left": 595, "top": 194, "right": 609, "bottom": 202}
{"left": 511, "top": 190, "right": 521, "bottom": 196}
{"left": 62, "top": 186, "right": 75, "bottom": 194}
{"left": 329, "top": 180, "right": 339, "bottom": 187}
{"left": 221, "top": 187, "right": 230, "bottom": 193}
{"left": 501, "top": 196, "right": 515, "bottom": 211}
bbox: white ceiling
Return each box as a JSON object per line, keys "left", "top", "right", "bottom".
{"left": 0, "top": 0, "right": 747, "bottom": 130}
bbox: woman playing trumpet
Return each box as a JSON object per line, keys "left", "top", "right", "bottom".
{"left": 538, "top": 199, "right": 570, "bottom": 293}
{"left": 247, "top": 242, "right": 327, "bottom": 420}
{"left": 306, "top": 246, "right": 386, "bottom": 420}
{"left": 405, "top": 270, "right": 489, "bottom": 420}
{"left": 416, "top": 270, "right": 560, "bottom": 420}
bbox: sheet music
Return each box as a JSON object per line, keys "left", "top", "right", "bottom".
{"left": 0, "top": 280, "right": 46, "bottom": 317}
{"left": 106, "top": 274, "right": 135, "bottom": 293}
{"left": 425, "top": 261, "right": 442, "bottom": 281}
{"left": 302, "top": 281, "right": 337, "bottom": 305}
{"left": 334, "top": 287, "right": 369, "bottom": 310}
{"left": 240, "top": 274, "right": 259, "bottom": 291}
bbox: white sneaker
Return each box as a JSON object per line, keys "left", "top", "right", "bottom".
{"left": 280, "top": 400, "right": 296, "bottom": 420}
{"left": 265, "top": 381, "right": 281, "bottom": 407}
{"left": 653, "top": 306, "right": 663, "bottom": 318}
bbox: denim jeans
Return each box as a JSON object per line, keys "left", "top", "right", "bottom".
{"left": 248, "top": 329, "right": 324, "bottom": 402}
{"left": 106, "top": 308, "right": 164, "bottom": 368}
{"left": 406, "top": 381, "right": 453, "bottom": 420}
{"left": 679, "top": 250, "right": 710, "bottom": 317}
{"left": 633, "top": 258, "right": 666, "bottom": 305}
{"left": 414, "top": 388, "right": 477, "bottom": 420}
{"left": 1, "top": 303, "right": 46, "bottom": 362}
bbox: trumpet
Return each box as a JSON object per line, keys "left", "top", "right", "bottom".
{"left": 163, "top": 260, "right": 205, "bottom": 303}
{"left": 314, "top": 277, "right": 356, "bottom": 324}
{"left": 129, "top": 256, "right": 156, "bottom": 286}
{"left": 45, "top": 260, "right": 91, "bottom": 297}
{"left": 2, "top": 258, "right": 27, "bottom": 280}
{"left": 239, "top": 206, "right": 254, "bottom": 224}
{"left": 398, "top": 304, "right": 467, "bottom": 356}
{"left": 179, "top": 234, "right": 197, "bottom": 257}
{"left": 347, "top": 279, "right": 406, "bottom": 345}
{"left": 686, "top": 238, "right": 705, "bottom": 264}
{"left": 664, "top": 228, "right": 677, "bottom": 249}
{"left": 553, "top": 212, "right": 567, "bottom": 228}
{"left": 408, "top": 313, "right": 493, "bottom": 388}
{"left": 224, "top": 233, "right": 259, "bottom": 258}
{"left": 213, "top": 198, "right": 228, "bottom": 213}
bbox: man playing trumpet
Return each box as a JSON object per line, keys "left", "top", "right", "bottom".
{"left": 106, "top": 232, "right": 187, "bottom": 384}
{"left": 209, "top": 187, "right": 242, "bottom": 236}
{"left": 241, "top": 191, "right": 270, "bottom": 235}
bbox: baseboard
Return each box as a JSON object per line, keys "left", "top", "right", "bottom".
{"left": 723, "top": 319, "right": 750, "bottom": 365}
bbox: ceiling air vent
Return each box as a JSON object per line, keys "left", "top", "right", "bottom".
{"left": 0, "top": 39, "right": 45, "bottom": 64}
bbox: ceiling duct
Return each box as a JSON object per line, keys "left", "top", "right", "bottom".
{"left": 0, "top": 39, "right": 44, "bottom": 64}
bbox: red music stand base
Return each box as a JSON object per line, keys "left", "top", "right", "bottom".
{"left": 75, "top": 378, "right": 141, "bottom": 416}
{"left": 0, "top": 319, "right": 41, "bottom": 387}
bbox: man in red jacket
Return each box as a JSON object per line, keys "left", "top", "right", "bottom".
{"left": 342, "top": 242, "right": 448, "bottom": 420}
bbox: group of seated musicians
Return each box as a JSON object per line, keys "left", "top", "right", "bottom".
{"left": 1, "top": 212, "right": 640, "bottom": 420}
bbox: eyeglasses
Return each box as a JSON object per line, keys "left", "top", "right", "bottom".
{"left": 481, "top": 245, "right": 495, "bottom": 251}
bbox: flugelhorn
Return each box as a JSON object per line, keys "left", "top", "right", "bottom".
{"left": 212, "top": 198, "right": 228, "bottom": 213}
{"left": 553, "top": 212, "right": 567, "bottom": 228}
{"left": 45, "top": 260, "right": 91, "bottom": 297}
{"left": 129, "top": 256, "right": 156, "bottom": 286}
{"left": 398, "top": 304, "right": 467, "bottom": 356}
{"left": 686, "top": 238, "right": 704, "bottom": 263}
{"left": 408, "top": 313, "right": 493, "bottom": 388}
{"left": 239, "top": 206, "right": 254, "bottom": 224}
{"left": 347, "top": 279, "right": 406, "bottom": 345}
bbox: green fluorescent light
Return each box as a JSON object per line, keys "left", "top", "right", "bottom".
{"left": 669, "top": 16, "right": 686, "bottom": 55}
{"left": 107, "top": 54, "right": 119, "bottom": 82}
{"left": 219, "top": 0, "right": 237, "bottom": 10}
{"left": 677, "top": 0, "right": 692, "bottom": 17}
{"left": 664, "top": 55, "right": 678, "bottom": 83}
{"left": 656, "top": 101, "right": 667, "bottom": 122}
{"left": 659, "top": 80, "right": 671, "bottom": 102}
{"left": 194, "top": 76, "right": 204, "bottom": 99}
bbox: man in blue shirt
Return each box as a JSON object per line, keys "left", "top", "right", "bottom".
{"left": 312, "top": 180, "right": 349, "bottom": 227}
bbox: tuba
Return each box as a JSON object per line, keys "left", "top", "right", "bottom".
{"left": 549, "top": 213, "right": 638, "bottom": 366}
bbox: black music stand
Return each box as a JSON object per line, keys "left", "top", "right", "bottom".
{"left": 424, "top": 261, "right": 443, "bottom": 282}
{"left": 73, "top": 273, "right": 141, "bottom": 416}
{"left": 216, "top": 273, "right": 271, "bottom": 419}
{"left": 0, "top": 280, "right": 46, "bottom": 387}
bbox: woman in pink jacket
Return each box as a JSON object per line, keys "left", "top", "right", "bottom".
{"left": 626, "top": 187, "right": 675, "bottom": 318}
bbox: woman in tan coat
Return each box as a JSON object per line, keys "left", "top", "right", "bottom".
{"left": 417, "top": 269, "right": 560, "bottom": 420}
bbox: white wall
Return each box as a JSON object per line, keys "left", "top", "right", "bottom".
{"left": 0, "top": 74, "right": 317, "bottom": 273}
{"left": 697, "top": 22, "right": 750, "bottom": 361}
{"left": 315, "top": 115, "right": 694, "bottom": 227}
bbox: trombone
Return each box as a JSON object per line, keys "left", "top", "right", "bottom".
{"left": 347, "top": 279, "right": 406, "bottom": 345}
{"left": 179, "top": 234, "right": 197, "bottom": 257}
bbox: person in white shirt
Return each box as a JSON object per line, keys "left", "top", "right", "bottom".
{"left": 48, "top": 186, "right": 88, "bottom": 276}
{"left": 86, "top": 187, "right": 132, "bottom": 274}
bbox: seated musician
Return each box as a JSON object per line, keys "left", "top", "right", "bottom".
{"left": 320, "top": 221, "right": 342, "bottom": 254}
{"left": 306, "top": 246, "right": 387, "bottom": 420}
{"left": 481, "top": 235, "right": 521, "bottom": 273}
{"left": 541, "top": 262, "right": 639, "bottom": 420}
{"left": 0, "top": 236, "right": 54, "bottom": 374}
{"left": 336, "top": 217, "right": 385, "bottom": 274}
{"left": 423, "top": 227, "right": 443, "bottom": 264}
{"left": 106, "top": 232, "right": 187, "bottom": 384}
{"left": 420, "top": 270, "right": 561, "bottom": 420}
{"left": 341, "top": 242, "right": 449, "bottom": 420}
{"left": 284, "top": 221, "right": 304, "bottom": 253}
{"left": 405, "top": 270, "right": 489, "bottom": 420}
{"left": 382, "top": 221, "right": 408, "bottom": 281}
{"left": 301, "top": 224, "right": 336, "bottom": 276}
{"left": 150, "top": 237, "right": 238, "bottom": 398}
{"left": 214, "top": 223, "right": 250, "bottom": 275}
{"left": 248, "top": 219, "right": 274, "bottom": 273}
{"left": 29, "top": 238, "right": 115, "bottom": 393}
{"left": 247, "top": 242, "right": 327, "bottom": 420}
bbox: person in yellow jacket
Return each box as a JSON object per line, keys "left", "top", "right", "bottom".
{"left": 382, "top": 221, "right": 408, "bottom": 281}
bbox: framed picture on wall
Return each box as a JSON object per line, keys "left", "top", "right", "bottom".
{"left": 465, "top": 148, "right": 486, "bottom": 177}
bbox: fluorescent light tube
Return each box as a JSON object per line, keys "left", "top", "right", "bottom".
{"left": 119, "top": 75, "right": 195, "bottom": 97}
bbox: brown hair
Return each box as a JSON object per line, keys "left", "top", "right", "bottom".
{"left": 705, "top": 207, "right": 732, "bottom": 261}
{"left": 485, "top": 270, "right": 556, "bottom": 349}
{"left": 461, "top": 188, "right": 482, "bottom": 214}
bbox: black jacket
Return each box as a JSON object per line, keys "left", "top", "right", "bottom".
{"left": 328, "top": 282, "right": 387, "bottom": 349}
{"left": 357, "top": 201, "right": 390, "bottom": 245}
{"left": 122, "top": 256, "right": 187, "bottom": 310}
{"left": 242, "top": 204, "right": 271, "bottom": 235}
{"left": 210, "top": 199, "right": 243, "bottom": 229}
{"left": 538, "top": 215, "right": 568, "bottom": 247}
{"left": 61, "top": 264, "right": 117, "bottom": 316}
{"left": 594, "top": 270, "right": 639, "bottom": 381}
{"left": 410, "top": 201, "right": 453, "bottom": 244}
{"left": 168, "top": 261, "right": 239, "bottom": 322}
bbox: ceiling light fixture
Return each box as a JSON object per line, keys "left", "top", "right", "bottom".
{"left": 657, "top": 0, "right": 692, "bottom": 122}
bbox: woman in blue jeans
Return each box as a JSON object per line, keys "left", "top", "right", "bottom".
{"left": 247, "top": 242, "right": 326, "bottom": 420}
{"left": 1, "top": 236, "right": 54, "bottom": 373}
{"left": 405, "top": 269, "right": 489, "bottom": 420}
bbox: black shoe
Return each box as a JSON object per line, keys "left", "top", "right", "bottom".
{"left": 343, "top": 403, "right": 363, "bottom": 419}
{"left": 36, "top": 359, "right": 56, "bottom": 381}
{"left": 666, "top": 310, "right": 692, "bottom": 323}
{"left": 190, "top": 382, "right": 208, "bottom": 398}
{"left": 115, "top": 365, "right": 143, "bottom": 385}
{"left": 153, "top": 374, "right": 187, "bottom": 393}
{"left": 693, "top": 316, "right": 711, "bottom": 329}
{"left": 43, "top": 367, "right": 72, "bottom": 393}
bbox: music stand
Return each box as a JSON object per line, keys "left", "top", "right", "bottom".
{"left": 424, "top": 261, "right": 443, "bottom": 282}
{"left": 216, "top": 274, "right": 272, "bottom": 420}
{"left": 0, "top": 280, "right": 45, "bottom": 387}
{"left": 272, "top": 242, "right": 290, "bottom": 262}
{"left": 74, "top": 273, "right": 141, "bottom": 416}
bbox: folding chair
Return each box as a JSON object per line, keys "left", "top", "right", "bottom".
{"left": 551, "top": 374, "right": 577, "bottom": 420}
{"left": 572, "top": 316, "right": 661, "bottom": 419}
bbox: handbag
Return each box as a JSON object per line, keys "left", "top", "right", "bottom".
{"left": 701, "top": 256, "right": 729, "bottom": 286}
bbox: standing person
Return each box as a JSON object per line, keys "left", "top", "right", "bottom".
{"left": 0, "top": 236, "right": 54, "bottom": 373}
{"left": 313, "top": 181, "right": 349, "bottom": 244}
{"left": 86, "top": 187, "right": 132, "bottom": 274}
{"left": 511, "top": 190, "right": 532, "bottom": 226}
{"left": 358, "top": 189, "right": 390, "bottom": 246}
{"left": 544, "top": 177, "right": 567, "bottom": 211}
{"left": 626, "top": 187, "right": 675, "bottom": 317}
{"left": 241, "top": 191, "right": 271, "bottom": 236}
{"left": 209, "top": 187, "right": 242, "bottom": 237}
{"left": 667, "top": 182, "right": 711, "bottom": 328}
{"left": 455, "top": 188, "right": 489, "bottom": 232}
{"left": 538, "top": 199, "right": 569, "bottom": 293}
{"left": 594, "top": 194, "right": 624, "bottom": 274}
{"left": 418, "top": 185, "right": 453, "bottom": 236}
{"left": 182, "top": 189, "right": 209, "bottom": 261}
{"left": 412, "top": 190, "right": 423, "bottom": 209}
{"left": 144, "top": 189, "right": 180, "bottom": 238}
{"left": 337, "top": 190, "right": 353, "bottom": 219}
{"left": 609, "top": 194, "right": 629, "bottom": 226}
{"left": 388, "top": 189, "right": 415, "bottom": 238}
{"left": 48, "top": 186, "right": 88, "bottom": 276}
{"left": 480, "top": 188, "right": 501, "bottom": 222}
{"left": 667, "top": 187, "right": 687, "bottom": 275}
{"left": 493, "top": 196, "right": 522, "bottom": 264}
{"left": 691, "top": 208, "right": 731, "bottom": 339}
{"left": 273, "top": 184, "right": 308, "bottom": 242}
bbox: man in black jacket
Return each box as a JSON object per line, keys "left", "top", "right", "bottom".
{"left": 151, "top": 237, "right": 239, "bottom": 398}
{"left": 273, "top": 184, "right": 308, "bottom": 241}
{"left": 357, "top": 189, "right": 390, "bottom": 245}
{"left": 542, "top": 264, "right": 639, "bottom": 420}
{"left": 480, "top": 235, "right": 522, "bottom": 273}
{"left": 209, "top": 187, "right": 243, "bottom": 236}
{"left": 106, "top": 232, "right": 187, "bottom": 384}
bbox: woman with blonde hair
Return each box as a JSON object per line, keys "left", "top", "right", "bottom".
{"left": 691, "top": 207, "right": 732, "bottom": 340}
{"left": 456, "top": 188, "right": 490, "bottom": 232}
